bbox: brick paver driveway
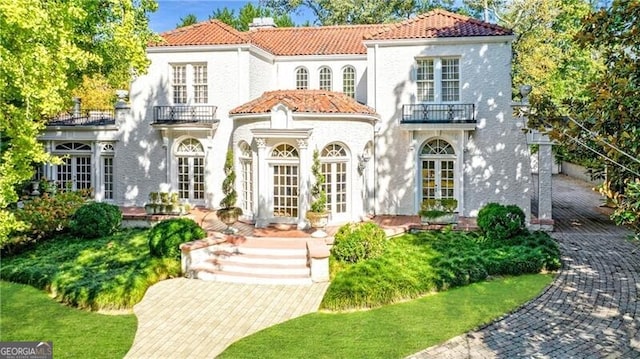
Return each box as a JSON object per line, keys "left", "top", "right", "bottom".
{"left": 411, "top": 175, "right": 640, "bottom": 358}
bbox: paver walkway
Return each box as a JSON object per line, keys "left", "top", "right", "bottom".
{"left": 410, "top": 175, "right": 640, "bottom": 358}
{"left": 125, "top": 279, "right": 328, "bottom": 358}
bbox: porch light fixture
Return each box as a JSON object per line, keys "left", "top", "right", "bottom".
{"left": 358, "top": 153, "right": 371, "bottom": 174}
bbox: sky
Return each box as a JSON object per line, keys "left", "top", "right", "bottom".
{"left": 149, "top": 0, "right": 315, "bottom": 33}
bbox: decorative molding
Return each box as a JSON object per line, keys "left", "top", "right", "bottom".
{"left": 296, "top": 138, "right": 308, "bottom": 149}
{"left": 255, "top": 137, "right": 266, "bottom": 148}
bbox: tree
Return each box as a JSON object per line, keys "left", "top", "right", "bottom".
{"left": 0, "top": 0, "right": 157, "bottom": 243}
{"left": 177, "top": 13, "right": 198, "bottom": 28}
{"left": 73, "top": 74, "right": 121, "bottom": 110}
{"left": 261, "top": 0, "right": 456, "bottom": 25}
{"left": 211, "top": 3, "right": 294, "bottom": 31}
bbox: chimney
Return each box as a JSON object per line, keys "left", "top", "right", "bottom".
{"left": 249, "top": 17, "right": 276, "bottom": 31}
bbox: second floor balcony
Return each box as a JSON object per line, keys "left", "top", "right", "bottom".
{"left": 47, "top": 109, "right": 116, "bottom": 127}
{"left": 153, "top": 105, "right": 218, "bottom": 125}
{"left": 400, "top": 103, "right": 476, "bottom": 131}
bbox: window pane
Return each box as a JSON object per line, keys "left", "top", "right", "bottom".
{"left": 441, "top": 59, "right": 459, "bottom": 102}
{"left": 319, "top": 67, "right": 332, "bottom": 91}
{"left": 342, "top": 67, "right": 355, "bottom": 98}
{"left": 103, "top": 157, "right": 113, "bottom": 200}
{"left": 296, "top": 68, "right": 308, "bottom": 90}
{"left": 172, "top": 65, "right": 187, "bottom": 104}
{"left": 416, "top": 59, "right": 434, "bottom": 102}
{"left": 193, "top": 64, "right": 208, "bottom": 103}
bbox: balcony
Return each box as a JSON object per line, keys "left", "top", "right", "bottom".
{"left": 47, "top": 109, "right": 115, "bottom": 126}
{"left": 400, "top": 103, "right": 475, "bottom": 131}
{"left": 153, "top": 105, "right": 218, "bottom": 125}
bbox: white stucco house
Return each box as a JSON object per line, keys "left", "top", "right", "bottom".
{"left": 39, "top": 9, "right": 539, "bottom": 229}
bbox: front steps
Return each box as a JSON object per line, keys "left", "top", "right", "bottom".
{"left": 182, "top": 236, "right": 316, "bottom": 285}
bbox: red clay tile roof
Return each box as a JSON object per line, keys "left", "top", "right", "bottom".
{"left": 366, "top": 9, "right": 512, "bottom": 40}
{"left": 149, "top": 20, "right": 247, "bottom": 47}
{"left": 229, "top": 90, "right": 377, "bottom": 115}
{"left": 249, "top": 24, "right": 387, "bottom": 56}
{"left": 152, "top": 10, "right": 511, "bottom": 52}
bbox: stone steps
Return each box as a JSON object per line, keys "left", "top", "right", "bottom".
{"left": 183, "top": 236, "right": 314, "bottom": 285}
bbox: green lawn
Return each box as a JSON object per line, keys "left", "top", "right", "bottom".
{"left": 0, "top": 281, "right": 137, "bottom": 359}
{"left": 220, "top": 274, "right": 554, "bottom": 359}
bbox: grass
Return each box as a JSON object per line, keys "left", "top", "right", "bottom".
{"left": 0, "top": 228, "right": 181, "bottom": 310}
{"left": 0, "top": 281, "right": 137, "bottom": 359}
{"left": 322, "top": 230, "right": 560, "bottom": 310}
{"left": 220, "top": 274, "right": 554, "bottom": 359}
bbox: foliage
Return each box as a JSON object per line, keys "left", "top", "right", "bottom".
{"left": 477, "top": 203, "right": 526, "bottom": 240}
{"left": 177, "top": 13, "right": 198, "bottom": 28}
{"left": 72, "top": 74, "right": 120, "bottom": 109}
{"left": 219, "top": 149, "right": 241, "bottom": 214}
{"left": 0, "top": 0, "right": 157, "bottom": 246}
{"left": 604, "top": 179, "right": 640, "bottom": 240}
{"left": 219, "top": 274, "right": 553, "bottom": 358}
{"left": 331, "top": 222, "right": 386, "bottom": 263}
{"left": 309, "top": 149, "right": 327, "bottom": 213}
{"left": 211, "top": 3, "right": 294, "bottom": 30}
{"left": 0, "top": 229, "right": 181, "bottom": 310}
{"left": 70, "top": 202, "right": 122, "bottom": 239}
{"left": 1, "top": 281, "right": 137, "bottom": 358}
{"left": 419, "top": 198, "right": 458, "bottom": 218}
{"left": 262, "top": 0, "right": 457, "bottom": 25}
{"left": 5, "top": 191, "right": 88, "bottom": 252}
{"left": 323, "top": 230, "right": 559, "bottom": 310}
{"left": 148, "top": 218, "right": 206, "bottom": 260}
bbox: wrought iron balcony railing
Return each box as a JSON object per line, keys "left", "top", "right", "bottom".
{"left": 47, "top": 109, "right": 116, "bottom": 126}
{"left": 401, "top": 103, "right": 475, "bottom": 124}
{"left": 153, "top": 105, "right": 217, "bottom": 124}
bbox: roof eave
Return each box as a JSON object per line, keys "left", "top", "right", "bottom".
{"left": 147, "top": 43, "right": 250, "bottom": 53}
{"left": 230, "top": 111, "right": 379, "bottom": 122}
{"left": 363, "top": 34, "right": 514, "bottom": 47}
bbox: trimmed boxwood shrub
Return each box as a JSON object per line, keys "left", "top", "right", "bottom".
{"left": 148, "top": 218, "right": 206, "bottom": 259}
{"left": 69, "top": 202, "right": 122, "bottom": 239}
{"left": 477, "top": 203, "right": 526, "bottom": 240}
{"left": 331, "top": 222, "right": 386, "bottom": 263}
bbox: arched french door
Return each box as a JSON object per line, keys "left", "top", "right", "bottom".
{"left": 270, "top": 144, "right": 299, "bottom": 221}
{"left": 54, "top": 142, "right": 92, "bottom": 191}
{"left": 175, "top": 138, "right": 205, "bottom": 202}
{"left": 321, "top": 143, "right": 349, "bottom": 221}
{"left": 420, "top": 139, "right": 456, "bottom": 202}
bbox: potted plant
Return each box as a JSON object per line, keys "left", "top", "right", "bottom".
{"left": 306, "top": 149, "right": 329, "bottom": 238}
{"left": 419, "top": 198, "right": 458, "bottom": 225}
{"left": 146, "top": 191, "right": 160, "bottom": 214}
{"left": 159, "top": 192, "right": 170, "bottom": 214}
{"left": 169, "top": 192, "right": 181, "bottom": 215}
{"left": 217, "top": 149, "right": 242, "bottom": 234}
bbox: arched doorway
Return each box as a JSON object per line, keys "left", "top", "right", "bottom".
{"left": 270, "top": 143, "right": 299, "bottom": 220}
{"left": 175, "top": 138, "right": 205, "bottom": 202}
{"left": 419, "top": 139, "right": 456, "bottom": 203}
{"left": 321, "top": 143, "right": 349, "bottom": 221}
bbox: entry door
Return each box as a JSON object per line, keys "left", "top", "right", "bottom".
{"left": 272, "top": 164, "right": 299, "bottom": 219}
{"left": 57, "top": 156, "right": 91, "bottom": 191}
{"left": 322, "top": 162, "right": 348, "bottom": 220}
{"left": 421, "top": 159, "right": 455, "bottom": 201}
{"left": 178, "top": 157, "right": 205, "bottom": 202}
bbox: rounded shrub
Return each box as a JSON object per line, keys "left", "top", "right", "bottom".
{"left": 69, "top": 202, "right": 122, "bottom": 239}
{"left": 477, "top": 203, "right": 526, "bottom": 240}
{"left": 148, "top": 218, "right": 206, "bottom": 259}
{"left": 331, "top": 222, "right": 386, "bottom": 263}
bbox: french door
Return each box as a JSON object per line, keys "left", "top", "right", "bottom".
{"left": 57, "top": 156, "right": 92, "bottom": 191}
{"left": 178, "top": 156, "right": 205, "bottom": 201}
{"left": 322, "top": 162, "right": 347, "bottom": 219}
{"left": 421, "top": 159, "right": 455, "bottom": 201}
{"left": 272, "top": 164, "right": 299, "bottom": 219}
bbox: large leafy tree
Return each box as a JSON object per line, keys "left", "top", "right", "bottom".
{"left": 0, "top": 0, "right": 157, "bottom": 241}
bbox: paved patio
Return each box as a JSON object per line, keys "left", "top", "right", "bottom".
{"left": 410, "top": 175, "right": 640, "bottom": 358}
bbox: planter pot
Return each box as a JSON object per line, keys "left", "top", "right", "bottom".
{"left": 217, "top": 208, "right": 242, "bottom": 234}
{"left": 421, "top": 213, "right": 458, "bottom": 225}
{"left": 306, "top": 211, "right": 329, "bottom": 238}
{"left": 144, "top": 204, "right": 154, "bottom": 215}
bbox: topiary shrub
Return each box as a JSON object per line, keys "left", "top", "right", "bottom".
{"left": 331, "top": 222, "right": 386, "bottom": 263}
{"left": 148, "top": 218, "right": 206, "bottom": 260}
{"left": 477, "top": 203, "right": 526, "bottom": 240}
{"left": 69, "top": 202, "right": 122, "bottom": 239}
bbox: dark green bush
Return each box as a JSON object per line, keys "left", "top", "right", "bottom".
{"left": 69, "top": 202, "right": 122, "bottom": 239}
{"left": 477, "top": 203, "right": 526, "bottom": 240}
{"left": 148, "top": 218, "right": 206, "bottom": 259}
{"left": 331, "top": 222, "right": 386, "bottom": 263}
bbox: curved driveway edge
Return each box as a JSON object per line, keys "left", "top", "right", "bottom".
{"left": 125, "top": 279, "right": 328, "bottom": 358}
{"left": 410, "top": 175, "right": 640, "bottom": 358}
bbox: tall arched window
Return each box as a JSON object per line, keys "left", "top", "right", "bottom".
{"left": 271, "top": 144, "right": 299, "bottom": 218}
{"left": 342, "top": 66, "right": 356, "bottom": 98}
{"left": 176, "top": 138, "right": 205, "bottom": 201}
{"left": 239, "top": 141, "right": 253, "bottom": 214}
{"left": 319, "top": 67, "right": 332, "bottom": 91}
{"left": 321, "top": 143, "right": 349, "bottom": 217}
{"left": 295, "top": 67, "right": 308, "bottom": 90}
{"left": 420, "top": 139, "right": 455, "bottom": 202}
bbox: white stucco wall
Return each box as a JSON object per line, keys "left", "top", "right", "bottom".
{"left": 368, "top": 38, "right": 531, "bottom": 218}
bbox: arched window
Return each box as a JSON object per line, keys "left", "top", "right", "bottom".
{"left": 295, "top": 67, "right": 308, "bottom": 90}
{"left": 175, "top": 138, "right": 205, "bottom": 201}
{"left": 270, "top": 144, "right": 299, "bottom": 218}
{"left": 420, "top": 139, "right": 455, "bottom": 202}
{"left": 319, "top": 67, "right": 332, "bottom": 91}
{"left": 321, "top": 143, "right": 349, "bottom": 216}
{"left": 342, "top": 66, "right": 356, "bottom": 98}
{"left": 239, "top": 141, "right": 253, "bottom": 214}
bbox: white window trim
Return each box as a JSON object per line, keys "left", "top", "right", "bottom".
{"left": 415, "top": 57, "right": 461, "bottom": 103}
{"left": 170, "top": 62, "right": 208, "bottom": 105}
